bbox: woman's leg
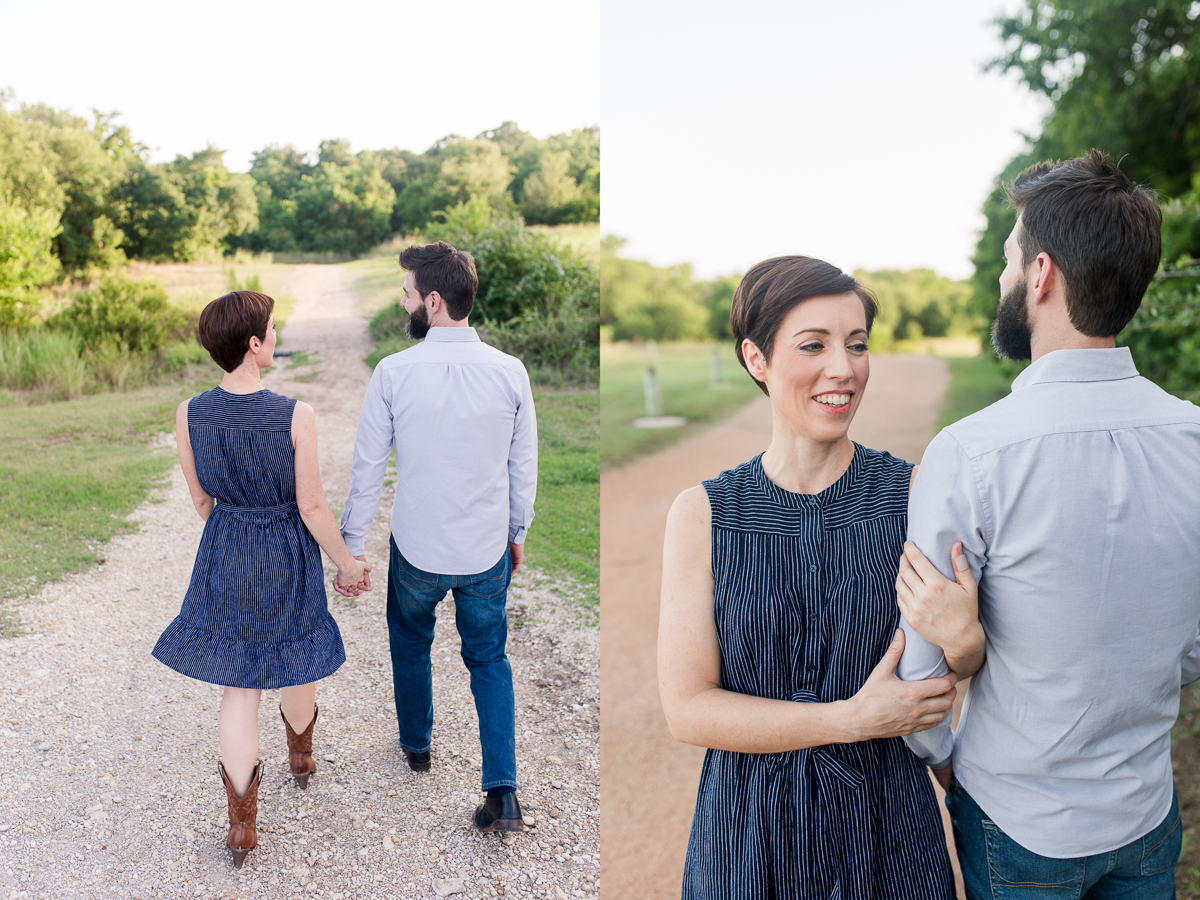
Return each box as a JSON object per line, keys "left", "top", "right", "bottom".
{"left": 219, "top": 687, "right": 262, "bottom": 795}
{"left": 280, "top": 682, "right": 316, "bottom": 731}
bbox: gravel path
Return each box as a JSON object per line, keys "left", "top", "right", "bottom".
{"left": 599, "top": 355, "right": 956, "bottom": 900}
{"left": 0, "top": 265, "right": 599, "bottom": 900}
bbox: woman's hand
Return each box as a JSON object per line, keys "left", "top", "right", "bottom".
{"left": 844, "top": 630, "right": 957, "bottom": 741}
{"left": 334, "top": 556, "right": 371, "bottom": 595}
{"left": 896, "top": 540, "right": 985, "bottom": 679}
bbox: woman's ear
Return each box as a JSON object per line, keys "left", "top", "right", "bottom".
{"left": 743, "top": 338, "right": 767, "bottom": 383}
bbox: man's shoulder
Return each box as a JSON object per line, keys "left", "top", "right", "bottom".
{"left": 940, "top": 373, "right": 1200, "bottom": 460}
{"left": 375, "top": 338, "right": 528, "bottom": 377}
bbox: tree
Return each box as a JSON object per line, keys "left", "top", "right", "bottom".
{"left": 293, "top": 149, "right": 395, "bottom": 256}
{"left": 972, "top": 0, "right": 1200, "bottom": 349}
{"left": 601, "top": 237, "right": 711, "bottom": 342}
{"left": 119, "top": 147, "right": 258, "bottom": 261}
{"left": 0, "top": 197, "right": 61, "bottom": 328}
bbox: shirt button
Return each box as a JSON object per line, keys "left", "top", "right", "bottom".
{"left": 809, "top": 564, "right": 817, "bottom": 572}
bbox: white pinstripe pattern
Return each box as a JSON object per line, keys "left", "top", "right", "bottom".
{"left": 152, "top": 387, "right": 346, "bottom": 690}
{"left": 681, "top": 445, "right": 954, "bottom": 900}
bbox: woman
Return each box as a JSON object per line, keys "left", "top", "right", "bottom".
{"left": 658, "top": 256, "right": 977, "bottom": 899}
{"left": 152, "top": 290, "right": 370, "bottom": 868}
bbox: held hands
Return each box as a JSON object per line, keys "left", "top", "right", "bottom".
{"left": 334, "top": 554, "right": 372, "bottom": 597}
{"left": 845, "top": 630, "right": 957, "bottom": 741}
{"left": 895, "top": 540, "right": 982, "bottom": 665}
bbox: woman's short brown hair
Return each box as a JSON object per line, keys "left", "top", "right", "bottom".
{"left": 197, "top": 291, "right": 275, "bottom": 373}
{"left": 730, "top": 256, "right": 878, "bottom": 396}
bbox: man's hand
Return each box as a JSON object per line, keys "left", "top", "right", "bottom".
{"left": 334, "top": 555, "right": 371, "bottom": 597}
{"left": 932, "top": 762, "right": 953, "bottom": 793}
{"left": 509, "top": 542, "right": 524, "bottom": 574}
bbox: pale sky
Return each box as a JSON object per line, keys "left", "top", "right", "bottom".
{"left": 601, "top": 0, "right": 1049, "bottom": 280}
{"left": 1, "top": 0, "right": 599, "bottom": 170}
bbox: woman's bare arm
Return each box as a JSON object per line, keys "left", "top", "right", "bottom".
{"left": 176, "top": 400, "right": 215, "bottom": 521}
{"left": 292, "top": 402, "right": 369, "bottom": 590}
{"left": 657, "top": 485, "right": 957, "bottom": 754}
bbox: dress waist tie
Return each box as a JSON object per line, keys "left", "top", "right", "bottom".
{"left": 791, "top": 689, "right": 865, "bottom": 790}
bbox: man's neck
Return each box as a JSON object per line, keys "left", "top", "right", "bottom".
{"left": 431, "top": 317, "right": 471, "bottom": 329}
{"left": 1030, "top": 330, "right": 1116, "bottom": 362}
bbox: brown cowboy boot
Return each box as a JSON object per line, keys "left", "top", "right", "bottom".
{"left": 281, "top": 704, "right": 318, "bottom": 789}
{"left": 217, "top": 759, "right": 260, "bottom": 868}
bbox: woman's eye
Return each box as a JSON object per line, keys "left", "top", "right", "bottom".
{"left": 849, "top": 342, "right": 868, "bottom": 352}
{"left": 799, "top": 342, "right": 823, "bottom": 352}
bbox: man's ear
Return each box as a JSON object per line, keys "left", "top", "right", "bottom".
{"left": 1032, "top": 252, "right": 1057, "bottom": 305}
{"left": 426, "top": 290, "right": 445, "bottom": 316}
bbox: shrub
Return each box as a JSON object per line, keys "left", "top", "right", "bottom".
{"left": 53, "top": 274, "right": 191, "bottom": 352}
{"left": 0, "top": 327, "right": 91, "bottom": 399}
{"left": 424, "top": 198, "right": 598, "bottom": 325}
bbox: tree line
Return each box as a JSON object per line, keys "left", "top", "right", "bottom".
{"left": 0, "top": 92, "right": 598, "bottom": 327}
{"left": 601, "top": 236, "right": 980, "bottom": 351}
{"left": 971, "top": 0, "right": 1200, "bottom": 401}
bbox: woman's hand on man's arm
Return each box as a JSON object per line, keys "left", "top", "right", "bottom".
{"left": 895, "top": 540, "right": 985, "bottom": 679}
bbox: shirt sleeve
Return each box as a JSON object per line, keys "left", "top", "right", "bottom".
{"left": 899, "top": 429, "right": 990, "bottom": 769}
{"left": 1182, "top": 623, "right": 1200, "bottom": 688}
{"left": 339, "top": 365, "right": 394, "bottom": 557}
{"left": 507, "top": 367, "right": 538, "bottom": 544}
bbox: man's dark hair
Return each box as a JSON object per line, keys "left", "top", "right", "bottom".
{"left": 398, "top": 241, "right": 479, "bottom": 321}
{"left": 197, "top": 290, "right": 274, "bottom": 373}
{"left": 730, "top": 256, "right": 878, "bottom": 396}
{"left": 1005, "top": 149, "right": 1162, "bottom": 337}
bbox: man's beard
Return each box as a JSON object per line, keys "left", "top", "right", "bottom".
{"left": 405, "top": 302, "right": 431, "bottom": 340}
{"left": 991, "top": 278, "right": 1032, "bottom": 360}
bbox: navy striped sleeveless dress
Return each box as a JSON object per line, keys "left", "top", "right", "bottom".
{"left": 153, "top": 387, "right": 345, "bottom": 690}
{"left": 683, "top": 445, "right": 954, "bottom": 900}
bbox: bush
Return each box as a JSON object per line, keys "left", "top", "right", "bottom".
{"left": 478, "top": 310, "right": 599, "bottom": 384}
{"left": 53, "top": 274, "right": 191, "bottom": 352}
{"left": 425, "top": 198, "right": 599, "bottom": 325}
{"left": 0, "top": 327, "right": 89, "bottom": 398}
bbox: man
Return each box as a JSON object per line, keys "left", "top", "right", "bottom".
{"left": 339, "top": 241, "right": 537, "bottom": 832}
{"left": 897, "top": 150, "right": 1200, "bottom": 897}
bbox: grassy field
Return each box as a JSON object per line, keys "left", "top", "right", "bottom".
{"left": 520, "top": 387, "right": 599, "bottom": 615}
{"left": 936, "top": 353, "right": 1020, "bottom": 429}
{"left": 0, "top": 362, "right": 223, "bottom": 631}
{"left": 600, "top": 341, "right": 762, "bottom": 469}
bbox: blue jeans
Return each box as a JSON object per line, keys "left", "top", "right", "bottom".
{"left": 947, "top": 776, "right": 1181, "bottom": 900}
{"left": 385, "top": 538, "right": 517, "bottom": 791}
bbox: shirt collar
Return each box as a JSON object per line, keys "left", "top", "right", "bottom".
{"left": 422, "top": 326, "right": 480, "bottom": 343}
{"left": 1011, "top": 347, "right": 1139, "bottom": 391}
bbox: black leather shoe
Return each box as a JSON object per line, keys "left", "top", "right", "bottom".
{"left": 404, "top": 749, "right": 431, "bottom": 772}
{"left": 473, "top": 793, "right": 525, "bottom": 832}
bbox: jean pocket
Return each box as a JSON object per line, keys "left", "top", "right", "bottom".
{"left": 983, "top": 821, "right": 1085, "bottom": 897}
{"left": 1140, "top": 810, "right": 1182, "bottom": 876}
{"left": 397, "top": 557, "right": 440, "bottom": 587}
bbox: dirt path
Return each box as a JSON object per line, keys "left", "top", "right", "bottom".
{"left": 599, "top": 354, "right": 959, "bottom": 900}
{"left": 0, "top": 265, "right": 598, "bottom": 900}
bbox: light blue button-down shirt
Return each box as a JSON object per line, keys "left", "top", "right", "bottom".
{"left": 899, "top": 347, "right": 1200, "bottom": 858}
{"left": 339, "top": 327, "right": 537, "bottom": 575}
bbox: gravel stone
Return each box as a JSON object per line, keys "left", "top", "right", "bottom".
{"left": 0, "top": 265, "right": 600, "bottom": 898}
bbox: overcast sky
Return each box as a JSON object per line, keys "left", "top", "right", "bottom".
{"left": 1, "top": 0, "right": 599, "bottom": 170}
{"left": 601, "top": 0, "right": 1049, "bottom": 280}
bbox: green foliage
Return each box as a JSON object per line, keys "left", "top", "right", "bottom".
{"left": 119, "top": 147, "right": 258, "bottom": 262}
{"left": 53, "top": 274, "right": 190, "bottom": 352}
{"left": 0, "top": 196, "right": 61, "bottom": 328}
{"left": 427, "top": 199, "right": 597, "bottom": 323}
{"left": 368, "top": 203, "right": 599, "bottom": 382}
{"left": 855, "top": 268, "right": 980, "bottom": 351}
{"left": 600, "top": 236, "right": 711, "bottom": 341}
{"left": 971, "top": 0, "right": 1200, "bottom": 399}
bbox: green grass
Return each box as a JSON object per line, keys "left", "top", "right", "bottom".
{"left": 936, "top": 353, "right": 1021, "bottom": 429}
{"left": 600, "top": 341, "right": 763, "bottom": 469}
{"left": 0, "top": 363, "right": 223, "bottom": 631}
{"left": 521, "top": 386, "right": 599, "bottom": 615}
{"left": 529, "top": 222, "right": 600, "bottom": 264}
{"left": 342, "top": 256, "right": 403, "bottom": 316}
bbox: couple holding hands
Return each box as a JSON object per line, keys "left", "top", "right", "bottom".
{"left": 152, "top": 242, "right": 537, "bottom": 867}
{"left": 660, "top": 150, "right": 1200, "bottom": 899}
